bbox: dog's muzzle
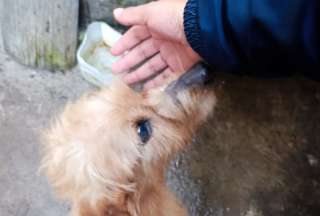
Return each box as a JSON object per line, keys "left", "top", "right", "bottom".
{"left": 165, "top": 63, "right": 214, "bottom": 97}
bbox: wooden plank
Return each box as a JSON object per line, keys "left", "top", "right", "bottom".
{"left": 2, "top": 0, "right": 79, "bottom": 70}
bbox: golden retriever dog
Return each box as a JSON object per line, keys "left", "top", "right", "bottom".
{"left": 40, "top": 65, "right": 216, "bottom": 216}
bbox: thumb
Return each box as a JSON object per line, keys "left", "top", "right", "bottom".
{"left": 113, "top": 4, "right": 151, "bottom": 26}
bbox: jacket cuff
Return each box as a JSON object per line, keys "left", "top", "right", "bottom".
{"left": 183, "top": 0, "right": 203, "bottom": 59}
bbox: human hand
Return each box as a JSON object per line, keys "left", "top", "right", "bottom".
{"left": 111, "top": 0, "right": 201, "bottom": 90}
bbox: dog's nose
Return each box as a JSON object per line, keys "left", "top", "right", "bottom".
{"left": 165, "top": 63, "right": 214, "bottom": 96}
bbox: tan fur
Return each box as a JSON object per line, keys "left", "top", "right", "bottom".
{"left": 40, "top": 79, "right": 216, "bottom": 216}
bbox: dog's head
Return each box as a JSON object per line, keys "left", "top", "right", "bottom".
{"left": 41, "top": 65, "right": 216, "bottom": 212}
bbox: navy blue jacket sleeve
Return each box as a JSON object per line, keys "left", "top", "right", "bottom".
{"left": 184, "top": 0, "right": 320, "bottom": 79}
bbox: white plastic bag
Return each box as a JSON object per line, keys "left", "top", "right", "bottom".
{"left": 77, "top": 22, "right": 122, "bottom": 87}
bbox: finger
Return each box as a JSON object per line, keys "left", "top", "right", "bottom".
{"left": 123, "top": 54, "right": 167, "bottom": 84}
{"left": 111, "top": 25, "right": 150, "bottom": 56}
{"left": 113, "top": 3, "right": 154, "bottom": 26}
{"left": 144, "top": 68, "right": 173, "bottom": 90}
{"left": 112, "top": 38, "right": 158, "bottom": 73}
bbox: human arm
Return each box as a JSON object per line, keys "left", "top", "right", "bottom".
{"left": 184, "top": 0, "right": 320, "bottom": 78}
{"left": 111, "top": 0, "right": 320, "bottom": 89}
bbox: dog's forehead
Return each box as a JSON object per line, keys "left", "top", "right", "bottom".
{"left": 90, "top": 83, "right": 183, "bottom": 124}
{"left": 83, "top": 88, "right": 151, "bottom": 125}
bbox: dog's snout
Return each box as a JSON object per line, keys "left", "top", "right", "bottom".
{"left": 165, "top": 63, "right": 214, "bottom": 97}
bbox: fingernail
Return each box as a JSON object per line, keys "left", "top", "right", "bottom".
{"left": 110, "top": 47, "right": 118, "bottom": 56}
{"left": 114, "top": 8, "right": 124, "bottom": 19}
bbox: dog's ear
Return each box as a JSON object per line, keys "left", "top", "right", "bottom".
{"left": 169, "top": 87, "right": 216, "bottom": 127}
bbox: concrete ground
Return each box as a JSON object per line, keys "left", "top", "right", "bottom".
{"left": 1, "top": 27, "right": 320, "bottom": 216}
{"left": 0, "top": 37, "right": 93, "bottom": 215}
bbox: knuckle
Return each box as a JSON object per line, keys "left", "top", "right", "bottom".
{"left": 154, "top": 75, "right": 164, "bottom": 86}
{"left": 146, "top": 60, "right": 158, "bottom": 72}
{"left": 137, "top": 47, "right": 148, "bottom": 59}
{"left": 120, "top": 39, "right": 131, "bottom": 52}
{"left": 133, "top": 72, "right": 141, "bottom": 82}
{"left": 147, "top": 80, "right": 155, "bottom": 88}
{"left": 132, "top": 26, "right": 147, "bottom": 41}
{"left": 162, "top": 72, "right": 169, "bottom": 80}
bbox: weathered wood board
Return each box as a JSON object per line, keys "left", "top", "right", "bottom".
{"left": 2, "top": 0, "right": 79, "bottom": 70}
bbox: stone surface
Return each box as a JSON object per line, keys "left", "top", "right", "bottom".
{"left": 0, "top": 32, "right": 92, "bottom": 216}
{"left": 79, "top": 0, "right": 149, "bottom": 29}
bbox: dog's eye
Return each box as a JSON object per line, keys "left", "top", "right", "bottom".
{"left": 136, "top": 119, "right": 152, "bottom": 144}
